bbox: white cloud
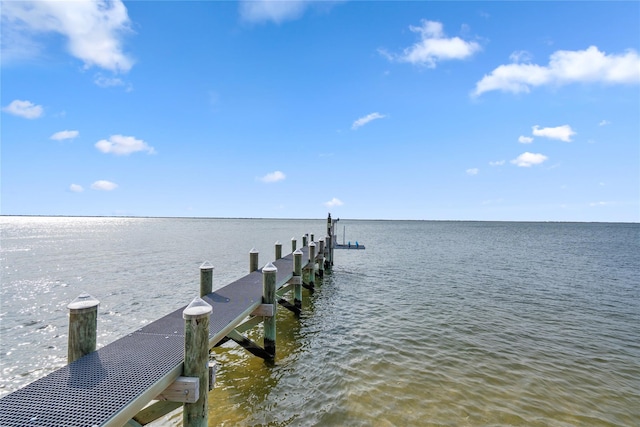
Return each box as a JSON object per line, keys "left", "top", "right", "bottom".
{"left": 239, "top": 0, "right": 313, "bottom": 24}
{"left": 352, "top": 112, "right": 386, "bottom": 130}
{"left": 1, "top": 0, "right": 134, "bottom": 72}
{"left": 324, "top": 197, "right": 344, "bottom": 208}
{"left": 94, "top": 74, "right": 132, "bottom": 91}
{"left": 95, "top": 135, "right": 155, "bottom": 155}
{"left": 51, "top": 130, "right": 79, "bottom": 141}
{"left": 473, "top": 46, "right": 640, "bottom": 96}
{"left": 91, "top": 180, "right": 118, "bottom": 191}
{"left": 466, "top": 168, "right": 479, "bottom": 175}
{"left": 532, "top": 125, "right": 576, "bottom": 142}
{"left": 259, "top": 171, "right": 286, "bottom": 183}
{"left": 489, "top": 160, "right": 505, "bottom": 166}
{"left": 598, "top": 119, "right": 611, "bottom": 126}
{"left": 518, "top": 135, "right": 534, "bottom": 144}
{"left": 509, "top": 50, "right": 533, "bottom": 63}
{"left": 382, "top": 20, "right": 481, "bottom": 67}
{"left": 511, "top": 152, "right": 548, "bottom": 167}
{"left": 2, "top": 99, "right": 43, "bottom": 119}
{"left": 69, "top": 184, "right": 84, "bottom": 192}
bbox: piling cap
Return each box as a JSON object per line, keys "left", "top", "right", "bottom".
{"left": 262, "top": 262, "right": 277, "bottom": 273}
{"left": 309, "top": 241, "right": 316, "bottom": 247}
{"left": 249, "top": 247, "right": 259, "bottom": 254}
{"left": 293, "top": 249, "right": 303, "bottom": 255}
{"left": 183, "top": 296, "right": 212, "bottom": 319}
{"left": 291, "top": 237, "right": 296, "bottom": 241}
{"left": 68, "top": 293, "right": 99, "bottom": 310}
{"left": 275, "top": 240, "right": 281, "bottom": 245}
{"left": 200, "top": 261, "right": 214, "bottom": 270}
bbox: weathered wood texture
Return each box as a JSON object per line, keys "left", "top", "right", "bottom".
{"left": 67, "top": 294, "right": 99, "bottom": 364}
{"left": 262, "top": 263, "right": 277, "bottom": 359}
{"left": 200, "top": 262, "right": 213, "bottom": 297}
{"left": 183, "top": 299, "right": 212, "bottom": 427}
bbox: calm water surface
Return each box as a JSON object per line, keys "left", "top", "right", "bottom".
{"left": 1, "top": 217, "right": 639, "bottom": 426}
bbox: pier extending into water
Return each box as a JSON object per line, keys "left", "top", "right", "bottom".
{"left": 0, "top": 215, "right": 341, "bottom": 427}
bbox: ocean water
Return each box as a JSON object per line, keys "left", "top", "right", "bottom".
{"left": 1, "top": 216, "right": 639, "bottom": 426}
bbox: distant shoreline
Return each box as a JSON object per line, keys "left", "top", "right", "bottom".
{"left": 1, "top": 214, "right": 637, "bottom": 224}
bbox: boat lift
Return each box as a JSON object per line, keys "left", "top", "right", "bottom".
{"left": 330, "top": 216, "right": 365, "bottom": 250}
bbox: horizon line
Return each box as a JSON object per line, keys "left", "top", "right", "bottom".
{"left": 1, "top": 214, "right": 637, "bottom": 225}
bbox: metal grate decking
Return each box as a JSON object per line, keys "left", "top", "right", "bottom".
{"left": 0, "top": 246, "right": 314, "bottom": 427}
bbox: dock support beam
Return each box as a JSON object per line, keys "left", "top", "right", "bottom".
{"left": 183, "top": 297, "right": 212, "bottom": 427}
{"left": 67, "top": 293, "right": 100, "bottom": 364}
{"left": 327, "top": 213, "right": 337, "bottom": 268}
{"left": 325, "top": 214, "right": 335, "bottom": 270}
{"left": 293, "top": 249, "right": 303, "bottom": 309}
{"left": 199, "top": 261, "right": 213, "bottom": 297}
{"left": 262, "top": 263, "right": 277, "bottom": 360}
{"left": 317, "top": 239, "right": 325, "bottom": 278}
{"left": 325, "top": 234, "right": 332, "bottom": 270}
{"left": 308, "top": 242, "right": 316, "bottom": 289}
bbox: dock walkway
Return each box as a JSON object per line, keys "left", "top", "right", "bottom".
{"left": 0, "top": 245, "right": 316, "bottom": 427}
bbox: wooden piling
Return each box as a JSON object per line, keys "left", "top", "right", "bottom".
{"left": 293, "top": 249, "right": 303, "bottom": 309}
{"left": 302, "top": 234, "right": 308, "bottom": 247}
{"left": 182, "top": 297, "right": 212, "bottom": 427}
{"left": 275, "top": 241, "right": 282, "bottom": 260}
{"left": 249, "top": 248, "right": 259, "bottom": 273}
{"left": 331, "top": 214, "right": 338, "bottom": 266}
{"left": 308, "top": 242, "right": 316, "bottom": 288}
{"left": 317, "top": 239, "right": 325, "bottom": 278}
{"left": 199, "top": 261, "right": 213, "bottom": 297}
{"left": 262, "top": 263, "right": 277, "bottom": 359}
{"left": 327, "top": 213, "right": 332, "bottom": 237}
{"left": 291, "top": 237, "right": 297, "bottom": 253}
{"left": 67, "top": 293, "right": 99, "bottom": 364}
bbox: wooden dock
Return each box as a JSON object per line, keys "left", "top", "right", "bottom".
{"left": 0, "top": 216, "right": 341, "bottom": 427}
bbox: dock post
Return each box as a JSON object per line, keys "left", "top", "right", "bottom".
{"left": 308, "top": 242, "right": 316, "bottom": 288}
{"left": 302, "top": 234, "right": 308, "bottom": 247}
{"left": 199, "top": 261, "right": 213, "bottom": 297}
{"left": 327, "top": 213, "right": 332, "bottom": 237}
{"left": 275, "top": 241, "right": 282, "bottom": 260}
{"left": 291, "top": 237, "right": 297, "bottom": 253}
{"left": 249, "top": 248, "right": 259, "bottom": 273}
{"left": 262, "top": 263, "right": 277, "bottom": 359}
{"left": 310, "top": 233, "right": 315, "bottom": 242}
{"left": 326, "top": 213, "right": 334, "bottom": 267}
{"left": 183, "top": 297, "right": 212, "bottom": 427}
{"left": 67, "top": 293, "right": 100, "bottom": 364}
{"left": 293, "top": 249, "right": 303, "bottom": 309}
{"left": 317, "top": 239, "right": 325, "bottom": 278}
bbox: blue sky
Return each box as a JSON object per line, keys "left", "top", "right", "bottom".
{"left": 1, "top": 1, "right": 639, "bottom": 221}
